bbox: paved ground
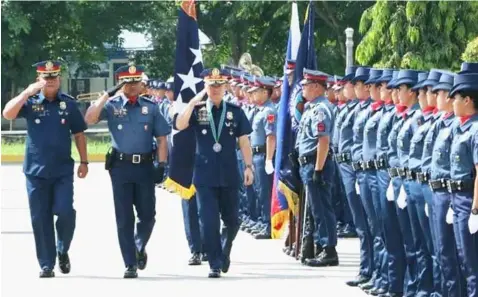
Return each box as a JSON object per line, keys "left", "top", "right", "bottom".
{"left": 1, "top": 164, "right": 367, "bottom": 296}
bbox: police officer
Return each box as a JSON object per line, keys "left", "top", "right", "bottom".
{"left": 2, "top": 60, "right": 88, "bottom": 277}
{"left": 174, "top": 68, "right": 254, "bottom": 278}
{"left": 448, "top": 73, "right": 478, "bottom": 297}
{"left": 247, "top": 76, "right": 277, "bottom": 239}
{"left": 272, "top": 77, "right": 282, "bottom": 110}
{"left": 295, "top": 68, "right": 339, "bottom": 267}
{"left": 84, "top": 64, "right": 170, "bottom": 278}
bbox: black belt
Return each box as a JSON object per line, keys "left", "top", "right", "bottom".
{"left": 388, "top": 167, "right": 400, "bottom": 178}
{"left": 374, "top": 158, "right": 388, "bottom": 170}
{"left": 429, "top": 179, "right": 448, "bottom": 191}
{"left": 298, "top": 151, "right": 333, "bottom": 167}
{"left": 397, "top": 167, "right": 408, "bottom": 178}
{"left": 114, "top": 152, "right": 154, "bottom": 164}
{"left": 416, "top": 172, "right": 430, "bottom": 184}
{"left": 446, "top": 179, "right": 474, "bottom": 193}
{"left": 406, "top": 169, "right": 419, "bottom": 181}
{"left": 252, "top": 146, "right": 266, "bottom": 155}
{"left": 336, "top": 153, "right": 351, "bottom": 164}
{"left": 361, "top": 160, "right": 376, "bottom": 170}
{"left": 352, "top": 162, "right": 363, "bottom": 171}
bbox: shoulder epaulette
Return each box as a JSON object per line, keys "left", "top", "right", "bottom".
{"left": 60, "top": 93, "right": 75, "bottom": 101}
{"left": 140, "top": 95, "right": 155, "bottom": 103}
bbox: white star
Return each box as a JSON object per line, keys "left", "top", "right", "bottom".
{"left": 190, "top": 47, "right": 203, "bottom": 66}
{"left": 177, "top": 67, "right": 202, "bottom": 94}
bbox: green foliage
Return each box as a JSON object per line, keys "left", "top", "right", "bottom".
{"left": 462, "top": 37, "right": 478, "bottom": 62}
{"left": 356, "top": 0, "right": 478, "bottom": 71}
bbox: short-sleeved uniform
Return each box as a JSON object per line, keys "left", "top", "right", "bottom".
{"left": 100, "top": 93, "right": 170, "bottom": 267}
{"left": 18, "top": 91, "right": 87, "bottom": 269}
{"left": 174, "top": 99, "right": 252, "bottom": 271}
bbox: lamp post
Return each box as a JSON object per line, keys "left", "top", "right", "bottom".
{"left": 345, "top": 27, "right": 354, "bottom": 68}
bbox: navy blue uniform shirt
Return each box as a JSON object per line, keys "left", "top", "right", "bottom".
{"left": 18, "top": 91, "right": 87, "bottom": 178}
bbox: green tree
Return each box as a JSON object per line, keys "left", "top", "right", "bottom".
{"left": 462, "top": 37, "right": 478, "bottom": 62}
{"left": 356, "top": 0, "right": 478, "bottom": 70}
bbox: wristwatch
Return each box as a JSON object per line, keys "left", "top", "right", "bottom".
{"left": 472, "top": 208, "right": 478, "bottom": 215}
{"left": 80, "top": 161, "right": 89, "bottom": 165}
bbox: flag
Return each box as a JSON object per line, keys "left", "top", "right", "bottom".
{"left": 270, "top": 1, "right": 302, "bottom": 239}
{"left": 163, "top": 0, "right": 204, "bottom": 199}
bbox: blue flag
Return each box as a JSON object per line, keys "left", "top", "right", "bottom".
{"left": 164, "top": 0, "right": 204, "bottom": 199}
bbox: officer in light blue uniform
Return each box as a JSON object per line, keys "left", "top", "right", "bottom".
{"left": 2, "top": 60, "right": 88, "bottom": 278}
{"left": 423, "top": 70, "right": 463, "bottom": 297}
{"left": 84, "top": 64, "right": 170, "bottom": 278}
{"left": 350, "top": 67, "right": 388, "bottom": 293}
{"left": 337, "top": 66, "right": 374, "bottom": 287}
{"left": 174, "top": 68, "right": 253, "bottom": 278}
{"left": 374, "top": 69, "right": 407, "bottom": 297}
{"left": 247, "top": 76, "right": 277, "bottom": 239}
{"left": 295, "top": 68, "right": 339, "bottom": 267}
{"left": 408, "top": 69, "right": 444, "bottom": 297}
{"left": 448, "top": 73, "right": 478, "bottom": 297}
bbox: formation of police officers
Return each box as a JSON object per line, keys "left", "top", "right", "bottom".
{"left": 3, "top": 59, "right": 478, "bottom": 294}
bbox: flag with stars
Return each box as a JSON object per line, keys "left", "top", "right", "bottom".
{"left": 163, "top": 0, "right": 203, "bottom": 199}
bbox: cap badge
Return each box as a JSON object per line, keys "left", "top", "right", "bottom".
{"left": 212, "top": 68, "right": 220, "bottom": 78}
{"left": 128, "top": 65, "right": 137, "bottom": 74}
{"left": 45, "top": 61, "right": 54, "bottom": 71}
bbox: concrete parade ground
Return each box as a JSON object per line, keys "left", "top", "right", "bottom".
{"left": 1, "top": 163, "right": 367, "bottom": 297}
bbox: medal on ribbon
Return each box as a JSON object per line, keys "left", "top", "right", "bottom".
{"left": 206, "top": 99, "right": 226, "bottom": 153}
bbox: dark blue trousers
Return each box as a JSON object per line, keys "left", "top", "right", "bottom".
{"left": 452, "top": 192, "right": 478, "bottom": 297}
{"left": 195, "top": 186, "right": 240, "bottom": 270}
{"left": 299, "top": 158, "right": 337, "bottom": 248}
{"left": 339, "top": 163, "right": 373, "bottom": 277}
{"left": 332, "top": 160, "right": 354, "bottom": 226}
{"left": 433, "top": 191, "right": 464, "bottom": 297}
{"left": 181, "top": 195, "right": 203, "bottom": 254}
{"left": 252, "top": 154, "right": 272, "bottom": 231}
{"left": 378, "top": 172, "right": 406, "bottom": 294}
{"left": 26, "top": 174, "right": 76, "bottom": 269}
{"left": 109, "top": 162, "right": 156, "bottom": 266}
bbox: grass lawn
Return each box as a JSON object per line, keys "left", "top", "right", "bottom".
{"left": 1, "top": 139, "right": 111, "bottom": 160}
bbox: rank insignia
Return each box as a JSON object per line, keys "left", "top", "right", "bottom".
{"left": 59, "top": 101, "right": 66, "bottom": 110}
{"left": 142, "top": 106, "right": 148, "bottom": 115}
{"left": 267, "top": 114, "right": 275, "bottom": 123}
{"left": 227, "top": 111, "right": 233, "bottom": 120}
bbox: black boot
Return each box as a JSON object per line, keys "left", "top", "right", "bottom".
{"left": 299, "top": 236, "right": 314, "bottom": 264}
{"left": 39, "top": 266, "right": 55, "bottom": 278}
{"left": 305, "top": 247, "right": 339, "bottom": 267}
{"left": 188, "top": 253, "right": 201, "bottom": 265}
{"left": 137, "top": 250, "right": 148, "bottom": 270}
{"left": 58, "top": 252, "right": 71, "bottom": 274}
{"left": 123, "top": 265, "right": 138, "bottom": 278}
{"left": 208, "top": 268, "right": 221, "bottom": 278}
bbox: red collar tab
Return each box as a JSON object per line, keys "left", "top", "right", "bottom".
{"left": 443, "top": 111, "right": 454, "bottom": 119}
{"left": 422, "top": 106, "right": 435, "bottom": 114}
{"left": 460, "top": 115, "right": 472, "bottom": 125}
{"left": 371, "top": 100, "right": 384, "bottom": 111}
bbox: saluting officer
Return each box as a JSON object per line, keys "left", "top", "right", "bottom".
{"left": 247, "top": 76, "right": 277, "bottom": 239}
{"left": 2, "top": 60, "right": 88, "bottom": 278}
{"left": 174, "top": 68, "right": 254, "bottom": 278}
{"left": 84, "top": 65, "right": 170, "bottom": 278}
{"left": 295, "top": 68, "right": 339, "bottom": 267}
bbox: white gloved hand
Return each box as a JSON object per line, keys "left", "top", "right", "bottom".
{"left": 468, "top": 214, "right": 478, "bottom": 234}
{"left": 265, "top": 160, "right": 274, "bottom": 175}
{"left": 446, "top": 207, "right": 454, "bottom": 225}
{"left": 397, "top": 186, "right": 407, "bottom": 209}
{"left": 355, "top": 181, "right": 361, "bottom": 195}
{"left": 425, "top": 203, "right": 429, "bottom": 218}
{"left": 386, "top": 182, "right": 394, "bottom": 202}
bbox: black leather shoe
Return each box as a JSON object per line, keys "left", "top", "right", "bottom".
{"left": 221, "top": 256, "right": 230, "bottom": 273}
{"left": 58, "top": 252, "right": 71, "bottom": 274}
{"left": 188, "top": 253, "right": 201, "bottom": 266}
{"left": 201, "top": 253, "right": 208, "bottom": 262}
{"left": 254, "top": 230, "right": 271, "bottom": 239}
{"left": 378, "top": 293, "right": 403, "bottom": 297}
{"left": 282, "top": 246, "right": 290, "bottom": 254}
{"left": 208, "top": 269, "right": 221, "bottom": 278}
{"left": 346, "top": 274, "right": 371, "bottom": 287}
{"left": 368, "top": 287, "right": 387, "bottom": 296}
{"left": 299, "top": 236, "right": 315, "bottom": 264}
{"left": 359, "top": 279, "right": 376, "bottom": 290}
{"left": 123, "top": 265, "right": 138, "bottom": 278}
{"left": 315, "top": 244, "right": 323, "bottom": 257}
{"left": 137, "top": 250, "right": 148, "bottom": 270}
{"left": 338, "top": 224, "right": 358, "bottom": 238}
{"left": 39, "top": 267, "right": 55, "bottom": 278}
{"left": 305, "top": 248, "right": 339, "bottom": 267}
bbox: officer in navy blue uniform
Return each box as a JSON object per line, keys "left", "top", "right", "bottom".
{"left": 247, "top": 76, "right": 277, "bottom": 239}
{"left": 174, "top": 68, "right": 253, "bottom": 278}
{"left": 448, "top": 73, "right": 478, "bottom": 297}
{"left": 295, "top": 68, "right": 339, "bottom": 267}
{"left": 85, "top": 64, "right": 170, "bottom": 278}
{"left": 3, "top": 60, "right": 88, "bottom": 278}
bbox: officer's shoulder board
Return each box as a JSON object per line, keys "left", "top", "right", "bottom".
{"left": 60, "top": 93, "right": 75, "bottom": 101}
{"left": 225, "top": 101, "right": 240, "bottom": 110}
{"left": 109, "top": 94, "right": 123, "bottom": 102}
{"left": 139, "top": 95, "right": 155, "bottom": 104}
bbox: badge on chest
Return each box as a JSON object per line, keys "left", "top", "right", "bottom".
{"left": 197, "top": 106, "right": 208, "bottom": 124}
{"left": 113, "top": 107, "right": 128, "bottom": 117}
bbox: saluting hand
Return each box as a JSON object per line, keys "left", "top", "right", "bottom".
{"left": 25, "top": 81, "right": 46, "bottom": 97}
{"left": 244, "top": 167, "right": 254, "bottom": 186}
{"left": 190, "top": 89, "right": 207, "bottom": 106}
{"left": 77, "top": 163, "right": 88, "bottom": 178}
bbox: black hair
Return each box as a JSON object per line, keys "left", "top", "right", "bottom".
{"left": 402, "top": 83, "right": 419, "bottom": 96}
{"left": 267, "top": 88, "right": 273, "bottom": 98}
{"left": 457, "top": 89, "right": 478, "bottom": 110}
